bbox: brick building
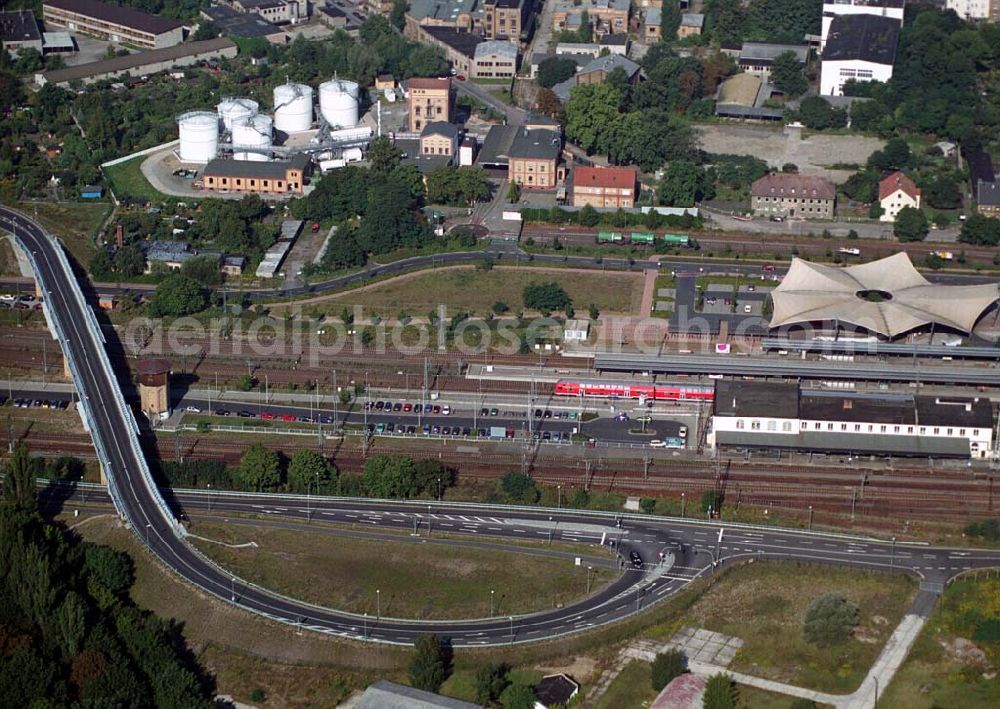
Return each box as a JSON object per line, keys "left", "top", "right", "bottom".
{"left": 508, "top": 128, "right": 562, "bottom": 189}
{"left": 202, "top": 154, "right": 312, "bottom": 195}
{"left": 43, "top": 0, "right": 183, "bottom": 49}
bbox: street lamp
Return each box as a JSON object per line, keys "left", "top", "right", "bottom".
{"left": 490, "top": 589, "right": 495, "bottom": 617}
{"left": 145, "top": 523, "right": 152, "bottom": 546}
{"left": 557, "top": 484, "right": 562, "bottom": 508}
{"left": 808, "top": 505, "right": 813, "bottom": 530}
{"left": 587, "top": 565, "right": 593, "bottom": 594}
{"left": 681, "top": 492, "right": 685, "bottom": 517}
{"left": 509, "top": 615, "right": 514, "bottom": 644}
{"left": 206, "top": 483, "right": 212, "bottom": 512}
{"left": 437, "top": 477, "right": 442, "bottom": 501}
{"left": 363, "top": 612, "right": 368, "bottom": 639}
{"left": 231, "top": 576, "right": 235, "bottom": 603}
{"left": 890, "top": 537, "right": 896, "bottom": 568}
{"left": 376, "top": 588, "right": 381, "bottom": 620}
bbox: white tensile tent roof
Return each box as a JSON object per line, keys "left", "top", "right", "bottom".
{"left": 769, "top": 253, "right": 999, "bottom": 338}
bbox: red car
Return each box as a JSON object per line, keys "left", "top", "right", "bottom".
{"left": 280, "top": 414, "right": 296, "bottom": 422}
{"left": 456, "top": 75, "right": 466, "bottom": 81}
{"left": 403, "top": 403, "right": 413, "bottom": 412}
{"left": 260, "top": 411, "right": 276, "bottom": 420}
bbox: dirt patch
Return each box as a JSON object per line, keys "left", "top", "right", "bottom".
{"left": 535, "top": 655, "right": 600, "bottom": 683}
{"left": 939, "top": 637, "right": 990, "bottom": 668}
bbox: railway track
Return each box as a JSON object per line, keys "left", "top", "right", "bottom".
{"left": 9, "top": 429, "right": 995, "bottom": 524}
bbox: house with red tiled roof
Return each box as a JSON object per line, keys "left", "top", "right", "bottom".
{"left": 572, "top": 166, "right": 637, "bottom": 208}
{"left": 879, "top": 170, "right": 921, "bottom": 223}
{"left": 750, "top": 173, "right": 836, "bottom": 219}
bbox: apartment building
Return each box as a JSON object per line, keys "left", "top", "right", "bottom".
{"left": 202, "top": 154, "right": 313, "bottom": 195}
{"left": 751, "top": 173, "right": 836, "bottom": 219}
{"left": 508, "top": 128, "right": 562, "bottom": 189}
{"left": 483, "top": 0, "right": 530, "bottom": 40}
{"left": 572, "top": 166, "right": 637, "bottom": 208}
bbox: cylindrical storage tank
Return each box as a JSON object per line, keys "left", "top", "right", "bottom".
{"left": 232, "top": 113, "right": 272, "bottom": 162}
{"left": 176, "top": 111, "right": 219, "bottom": 164}
{"left": 217, "top": 97, "right": 259, "bottom": 132}
{"left": 319, "top": 79, "right": 359, "bottom": 129}
{"left": 273, "top": 83, "right": 314, "bottom": 133}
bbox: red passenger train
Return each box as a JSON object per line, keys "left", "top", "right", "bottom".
{"left": 553, "top": 380, "right": 715, "bottom": 401}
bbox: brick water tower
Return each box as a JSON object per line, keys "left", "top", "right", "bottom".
{"left": 136, "top": 358, "right": 171, "bottom": 418}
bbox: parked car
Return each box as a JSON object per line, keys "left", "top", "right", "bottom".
{"left": 185, "top": 405, "right": 201, "bottom": 413}
{"left": 261, "top": 412, "right": 276, "bottom": 420}
{"left": 630, "top": 551, "right": 644, "bottom": 568}
{"left": 280, "top": 414, "right": 296, "bottom": 422}
{"left": 216, "top": 409, "right": 231, "bottom": 416}
{"left": 649, "top": 440, "right": 666, "bottom": 448}
{"left": 404, "top": 403, "right": 413, "bottom": 413}
{"left": 490, "top": 408, "right": 499, "bottom": 416}
{"left": 238, "top": 410, "right": 255, "bottom": 418}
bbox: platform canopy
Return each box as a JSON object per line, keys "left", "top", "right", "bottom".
{"left": 769, "top": 253, "right": 998, "bottom": 339}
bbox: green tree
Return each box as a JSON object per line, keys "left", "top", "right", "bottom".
{"left": 474, "top": 662, "right": 511, "bottom": 704}
{"left": 537, "top": 56, "right": 578, "bottom": 88}
{"left": 849, "top": 100, "right": 889, "bottom": 133}
{"left": 894, "top": 206, "right": 928, "bottom": 242}
{"left": 658, "top": 160, "right": 714, "bottom": 207}
{"left": 797, "top": 96, "right": 847, "bottom": 130}
{"left": 500, "top": 471, "right": 539, "bottom": 503}
{"left": 84, "top": 544, "right": 133, "bottom": 595}
{"left": 390, "top": 0, "right": 407, "bottom": 29}
{"left": 235, "top": 374, "right": 254, "bottom": 392}
{"left": 640, "top": 497, "right": 657, "bottom": 514}
{"left": 804, "top": 592, "right": 859, "bottom": 645}
{"left": 500, "top": 682, "right": 537, "bottom": 709}
{"left": 180, "top": 254, "right": 223, "bottom": 286}
{"left": 192, "top": 20, "right": 219, "bottom": 41}
{"left": 413, "top": 459, "right": 455, "bottom": 497}
{"left": 651, "top": 648, "right": 687, "bottom": 690}
{"left": 493, "top": 300, "right": 509, "bottom": 314}
{"left": 770, "top": 51, "right": 808, "bottom": 96}
{"left": 3, "top": 442, "right": 37, "bottom": 513}
{"left": 922, "top": 175, "right": 961, "bottom": 209}
{"left": 507, "top": 180, "right": 521, "bottom": 204}
{"left": 409, "top": 633, "right": 450, "bottom": 692}
{"left": 523, "top": 282, "right": 571, "bottom": 312}
{"left": 367, "top": 135, "right": 404, "bottom": 175}
{"left": 363, "top": 454, "right": 418, "bottom": 498}
{"left": 236, "top": 443, "right": 281, "bottom": 491}
{"left": 701, "top": 489, "right": 723, "bottom": 515}
{"left": 55, "top": 591, "right": 87, "bottom": 656}
{"left": 570, "top": 487, "right": 590, "bottom": 508}
{"left": 287, "top": 449, "right": 333, "bottom": 493}
{"left": 151, "top": 274, "right": 206, "bottom": 317}
{"left": 703, "top": 673, "right": 738, "bottom": 709}
{"left": 960, "top": 214, "right": 1000, "bottom": 246}
{"left": 588, "top": 303, "right": 600, "bottom": 319}
{"left": 89, "top": 249, "right": 114, "bottom": 280}
{"left": 578, "top": 203, "right": 600, "bottom": 227}
{"left": 869, "top": 137, "right": 914, "bottom": 172}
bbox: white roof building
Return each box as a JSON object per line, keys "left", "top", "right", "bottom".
{"left": 769, "top": 254, "right": 999, "bottom": 339}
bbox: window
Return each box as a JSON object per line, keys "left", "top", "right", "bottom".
{"left": 814, "top": 422, "right": 821, "bottom": 430}
{"left": 840, "top": 423, "right": 847, "bottom": 431}
{"left": 867, "top": 425, "right": 873, "bottom": 432}
{"left": 751, "top": 420, "right": 760, "bottom": 430}
{"left": 893, "top": 426, "right": 899, "bottom": 433}
{"left": 920, "top": 427, "right": 926, "bottom": 434}
{"left": 880, "top": 425, "right": 887, "bottom": 433}
{"left": 736, "top": 419, "right": 745, "bottom": 430}
{"left": 783, "top": 421, "right": 792, "bottom": 432}
{"left": 960, "top": 429, "right": 966, "bottom": 436}
{"left": 947, "top": 428, "right": 953, "bottom": 436}
{"left": 934, "top": 427, "right": 940, "bottom": 435}
{"left": 907, "top": 426, "right": 913, "bottom": 434}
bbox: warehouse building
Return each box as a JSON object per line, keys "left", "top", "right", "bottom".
{"left": 0, "top": 9, "right": 43, "bottom": 56}
{"left": 35, "top": 37, "right": 237, "bottom": 86}
{"left": 709, "top": 380, "right": 995, "bottom": 459}
{"left": 43, "top": 0, "right": 184, "bottom": 49}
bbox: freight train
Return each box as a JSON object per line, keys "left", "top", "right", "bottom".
{"left": 553, "top": 380, "right": 714, "bottom": 401}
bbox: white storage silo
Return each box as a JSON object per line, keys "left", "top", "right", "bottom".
{"left": 176, "top": 111, "right": 219, "bottom": 164}
{"left": 273, "top": 83, "right": 314, "bottom": 133}
{"left": 217, "top": 97, "right": 259, "bottom": 132}
{"left": 319, "top": 79, "right": 359, "bottom": 129}
{"left": 232, "top": 114, "right": 273, "bottom": 162}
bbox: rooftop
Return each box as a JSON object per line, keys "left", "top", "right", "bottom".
{"left": 680, "top": 13, "right": 705, "bottom": 28}
{"left": 879, "top": 171, "right": 920, "bottom": 201}
{"left": 41, "top": 31, "right": 74, "bottom": 51}
{"left": 44, "top": 0, "right": 183, "bottom": 34}
{"left": 357, "top": 680, "right": 479, "bottom": 709}
{"left": 739, "top": 42, "right": 808, "bottom": 63}
{"left": 715, "top": 430, "right": 972, "bottom": 457}
{"left": 203, "top": 154, "right": 310, "bottom": 180}
{"left": 554, "top": 0, "right": 630, "bottom": 13}
{"left": 770, "top": 253, "right": 999, "bottom": 339}
{"left": 553, "top": 53, "right": 640, "bottom": 100}
{"left": 421, "top": 120, "right": 459, "bottom": 138}
{"left": 202, "top": 6, "right": 284, "bottom": 38}
{"left": 966, "top": 148, "right": 995, "bottom": 189}
{"left": 422, "top": 25, "right": 485, "bottom": 58}
{"left": 508, "top": 128, "right": 561, "bottom": 161}
{"left": 717, "top": 73, "right": 763, "bottom": 107}
{"left": 645, "top": 6, "right": 661, "bottom": 25}
{"left": 979, "top": 179, "right": 1000, "bottom": 207}
{"left": 573, "top": 165, "right": 636, "bottom": 190}
{"left": 535, "top": 674, "right": 579, "bottom": 708}
{"left": 714, "top": 380, "right": 800, "bottom": 419}
{"left": 407, "top": 0, "right": 482, "bottom": 23}
{"left": 475, "top": 39, "right": 517, "bottom": 60}
{"left": 39, "top": 37, "right": 236, "bottom": 84}
{"left": 751, "top": 173, "right": 836, "bottom": 200}
{"left": 0, "top": 9, "right": 41, "bottom": 43}
{"left": 651, "top": 673, "right": 706, "bottom": 709}
{"left": 823, "top": 13, "right": 900, "bottom": 65}
{"left": 408, "top": 76, "right": 452, "bottom": 91}
{"left": 476, "top": 124, "right": 518, "bottom": 166}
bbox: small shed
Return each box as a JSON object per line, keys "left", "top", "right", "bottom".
{"left": 563, "top": 319, "right": 591, "bottom": 342}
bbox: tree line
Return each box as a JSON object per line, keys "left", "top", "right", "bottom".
{"left": 0, "top": 444, "right": 214, "bottom": 706}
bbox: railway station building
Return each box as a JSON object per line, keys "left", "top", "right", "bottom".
{"left": 769, "top": 253, "right": 999, "bottom": 340}
{"left": 708, "top": 380, "right": 994, "bottom": 459}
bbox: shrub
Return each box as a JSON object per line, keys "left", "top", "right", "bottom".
{"left": 804, "top": 592, "right": 859, "bottom": 645}
{"left": 651, "top": 648, "right": 686, "bottom": 690}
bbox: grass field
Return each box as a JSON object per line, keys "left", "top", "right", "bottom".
{"left": 12, "top": 200, "right": 110, "bottom": 265}
{"left": 881, "top": 574, "right": 1000, "bottom": 708}
{"left": 103, "top": 155, "right": 168, "bottom": 202}
{"left": 644, "top": 562, "right": 917, "bottom": 694}
{"left": 188, "top": 519, "right": 617, "bottom": 619}
{"left": 303, "top": 265, "right": 644, "bottom": 317}
{"left": 0, "top": 237, "right": 21, "bottom": 276}
{"left": 595, "top": 659, "right": 657, "bottom": 709}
